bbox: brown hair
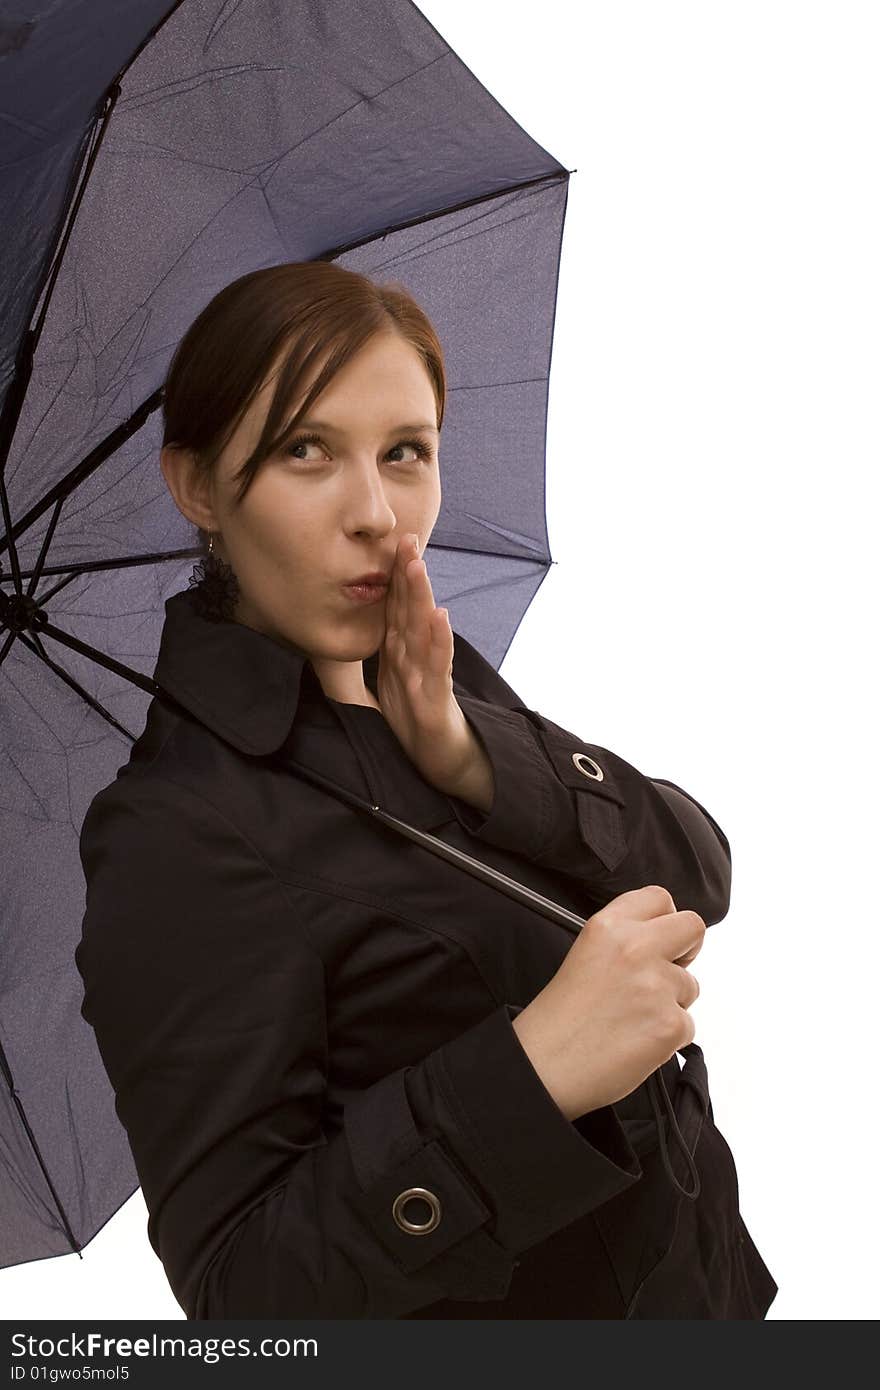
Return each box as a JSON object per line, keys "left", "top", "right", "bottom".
{"left": 161, "top": 262, "right": 446, "bottom": 555}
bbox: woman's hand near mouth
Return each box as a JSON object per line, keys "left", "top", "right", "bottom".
{"left": 376, "top": 533, "right": 495, "bottom": 813}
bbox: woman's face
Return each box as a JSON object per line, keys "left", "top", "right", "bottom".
{"left": 163, "top": 330, "right": 442, "bottom": 702}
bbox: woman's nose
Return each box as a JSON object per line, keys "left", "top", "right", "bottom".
{"left": 343, "top": 463, "right": 397, "bottom": 530}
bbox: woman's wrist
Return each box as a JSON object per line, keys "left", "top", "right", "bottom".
{"left": 447, "top": 730, "right": 495, "bottom": 814}
{"left": 511, "top": 1007, "right": 581, "bottom": 1123}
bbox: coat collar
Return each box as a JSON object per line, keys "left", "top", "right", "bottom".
{"left": 153, "top": 586, "right": 384, "bottom": 757}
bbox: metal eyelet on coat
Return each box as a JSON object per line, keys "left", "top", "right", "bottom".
{"left": 572, "top": 751, "right": 604, "bottom": 780}
{"left": 392, "top": 1187, "right": 442, "bottom": 1235}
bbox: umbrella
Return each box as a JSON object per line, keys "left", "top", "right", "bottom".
{"left": 0, "top": 0, "right": 573, "bottom": 1271}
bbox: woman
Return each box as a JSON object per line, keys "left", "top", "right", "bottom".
{"left": 74, "top": 262, "right": 778, "bottom": 1319}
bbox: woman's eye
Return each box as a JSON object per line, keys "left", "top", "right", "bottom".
{"left": 286, "top": 434, "right": 325, "bottom": 461}
{"left": 387, "top": 441, "right": 423, "bottom": 464}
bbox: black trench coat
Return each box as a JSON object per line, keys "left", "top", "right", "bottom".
{"left": 74, "top": 587, "right": 778, "bottom": 1320}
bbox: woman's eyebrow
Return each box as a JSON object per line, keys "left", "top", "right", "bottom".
{"left": 295, "top": 419, "right": 439, "bottom": 434}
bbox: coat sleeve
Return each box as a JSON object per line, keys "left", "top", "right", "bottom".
{"left": 449, "top": 632, "right": 732, "bottom": 926}
{"left": 75, "top": 773, "right": 643, "bottom": 1321}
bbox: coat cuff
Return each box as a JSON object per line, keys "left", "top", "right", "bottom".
{"left": 450, "top": 694, "right": 554, "bottom": 856}
{"left": 344, "top": 1003, "right": 643, "bottom": 1282}
{"left": 421, "top": 1002, "right": 644, "bottom": 1254}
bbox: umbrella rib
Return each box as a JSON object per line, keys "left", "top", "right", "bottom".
{"left": 14, "top": 626, "right": 141, "bottom": 745}
{"left": 0, "top": 79, "right": 121, "bottom": 598}
{"left": 317, "top": 167, "right": 570, "bottom": 263}
{"left": 21, "top": 546, "right": 198, "bottom": 590}
{"left": 0, "top": 1042, "right": 83, "bottom": 1257}
{"left": 25, "top": 497, "right": 63, "bottom": 599}
{"left": 0, "top": 388, "right": 163, "bottom": 576}
{"left": 427, "top": 540, "right": 553, "bottom": 564}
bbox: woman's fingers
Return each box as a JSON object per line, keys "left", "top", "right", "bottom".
{"left": 426, "top": 604, "right": 454, "bottom": 703}
{"left": 376, "top": 540, "right": 468, "bottom": 790}
{"left": 404, "top": 549, "right": 434, "bottom": 672}
{"left": 396, "top": 536, "right": 410, "bottom": 643}
{"left": 382, "top": 534, "right": 453, "bottom": 712}
{"left": 414, "top": 558, "right": 452, "bottom": 703}
{"left": 383, "top": 536, "right": 406, "bottom": 657}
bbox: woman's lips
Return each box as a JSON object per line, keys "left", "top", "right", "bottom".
{"left": 341, "top": 582, "right": 388, "bottom": 605}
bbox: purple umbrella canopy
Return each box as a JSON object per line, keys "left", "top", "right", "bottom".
{"left": 0, "top": 0, "right": 572, "bottom": 1269}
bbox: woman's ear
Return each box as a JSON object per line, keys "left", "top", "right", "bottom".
{"left": 160, "top": 445, "right": 219, "bottom": 534}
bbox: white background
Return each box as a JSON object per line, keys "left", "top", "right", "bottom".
{"left": 2, "top": 0, "right": 877, "bottom": 1322}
